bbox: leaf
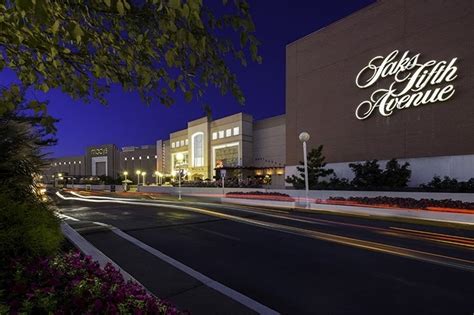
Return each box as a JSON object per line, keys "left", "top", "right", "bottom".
{"left": 40, "top": 83, "right": 49, "bottom": 92}
{"left": 116, "top": 0, "right": 125, "bottom": 15}
{"left": 51, "top": 20, "right": 60, "bottom": 34}
{"left": 169, "top": 0, "right": 180, "bottom": 9}
{"left": 123, "top": 0, "right": 131, "bottom": 10}
{"left": 71, "top": 23, "right": 84, "bottom": 43}
{"left": 165, "top": 50, "right": 174, "bottom": 66}
{"left": 184, "top": 90, "right": 192, "bottom": 102}
{"left": 104, "top": 0, "right": 111, "bottom": 7}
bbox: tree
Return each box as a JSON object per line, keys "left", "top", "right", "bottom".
{"left": 349, "top": 159, "right": 411, "bottom": 189}
{"left": 0, "top": 0, "right": 261, "bottom": 116}
{"left": 0, "top": 86, "right": 63, "bottom": 262}
{"left": 349, "top": 160, "right": 383, "bottom": 188}
{"left": 0, "top": 85, "right": 57, "bottom": 200}
{"left": 286, "top": 145, "right": 334, "bottom": 189}
{"left": 383, "top": 158, "right": 411, "bottom": 188}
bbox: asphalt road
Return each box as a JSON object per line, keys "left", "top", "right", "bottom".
{"left": 55, "top": 191, "right": 474, "bottom": 315}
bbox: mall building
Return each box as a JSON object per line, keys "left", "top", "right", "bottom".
{"left": 45, "top": 0, "right": 473, "bottom": 188}
{"left": 44, "top": 113, "right": 286, "bottom": 186}
{"left": 285, "top": 0, "right": 474, "bottom": 186}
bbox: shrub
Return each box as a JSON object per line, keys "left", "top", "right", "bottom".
{"left": 0, "top": 251, "right": 183, "bottom": 314}
{"left": 286, "top": 145, "right": 334, "bottom": 189}
{"left": 349, "top": 160, "right": 384, "bottom": 188}
{"left": 226, "top": 191, "right": 295, "bottom": 201}
{"left": 0, "top": 193, "right": 63, "bottom": 265}
{"left": 383, "top": 159, "right": 411, "bottom": 188}
{"left": 349, "top": 159, "right": 411, "bottom": 189}
{"left": 420, "top": 176, "right": 474, "bottom": 193}
{"left": 327, "top": 196, "right": 474, "bottom": 210}
{"left": 317, "top": 176, "right": 352, "bottom": 190}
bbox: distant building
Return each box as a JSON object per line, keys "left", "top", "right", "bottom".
{"left": 43, "top": 113, "right": 286, "bottom": 187}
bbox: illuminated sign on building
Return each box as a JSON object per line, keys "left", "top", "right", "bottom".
{"left": 90, "top": 147, "right": 108, "bottom": 156}
{"left": 355, "top": 50, "right": 458, "bottom": 120}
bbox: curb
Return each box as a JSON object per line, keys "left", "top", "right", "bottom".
{"left": 60, "top": 222, "right": 141, "bottom": 284}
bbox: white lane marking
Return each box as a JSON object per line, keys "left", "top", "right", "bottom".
{"left": 57, "top": 213, "right": 80, "bottom": 221}
{"left": 58, "top": 192, "right": 279, "bottom": 313}
{"left": 68, "top": 191, "right": 331, "bottom": 227}
{"left": 57, "top": 191, "right": 474, "bottom": 272}
{"left": 112, "top": 228, "right": 278, "bottom": 315}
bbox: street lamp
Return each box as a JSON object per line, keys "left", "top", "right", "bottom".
{"left": 136, "top": 170, "right": 141, "bottom": 186}
{"left": 176, "top": 152, "right": 184, "bottom": 200}
{"left": 299, "top": 131, "right": 310, "bottom": 208}
{"left": 141, "top": 171, "right": 147, "bottom": 186}
{"left": 154, "top": 171, "right": 163, "bottom": 185}
{"left": 123, "top": 171, "right": 128, "bottom": 181}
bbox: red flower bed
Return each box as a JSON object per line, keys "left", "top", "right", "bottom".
{"left": 1, "top": 251, "right": 185, "bottom": 314}
{"left": 226, "top": 191, "right": 295, "bottom": 202}
{"left": 327, "top": 196, "right": 474, "bottom": 214}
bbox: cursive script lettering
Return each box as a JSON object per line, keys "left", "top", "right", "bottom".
{"left": 355, "top": 50, "right": 458, "bottom": 120}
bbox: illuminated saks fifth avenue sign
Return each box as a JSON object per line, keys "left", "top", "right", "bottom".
{"left": 355, "top": 50, "right": 458, "bottom": 120}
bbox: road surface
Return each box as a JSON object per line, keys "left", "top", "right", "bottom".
{"left": 55, "top": 191, "right": 474, "bottom": 315}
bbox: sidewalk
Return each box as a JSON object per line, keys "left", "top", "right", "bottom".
{"left": 63, "top": 220, "right": 262, "bottom": 315}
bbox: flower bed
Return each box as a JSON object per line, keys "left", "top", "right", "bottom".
{"left": 326, "top": 196, "right": 474, "bottom": 214}
{"left": 226, "top": 191, "right": 295, "bottom": 202}
{"left": 1, "top": 251, "right": 184, "bottom": 314}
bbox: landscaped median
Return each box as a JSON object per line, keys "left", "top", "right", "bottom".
{"left": 222, "top": 191, "right": 296, "bottom": 208}
{"left": 311, "top": 197, "right": 474, "bottom": 225}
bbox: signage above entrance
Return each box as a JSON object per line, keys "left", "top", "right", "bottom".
{"left": 90, "top": 147, "right": 108, "bottom": 156}
{"left": 355, "top": 50, "right": 458, "bottom": 120}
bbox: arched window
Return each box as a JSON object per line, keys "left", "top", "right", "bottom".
{"left": 192, "top": 132, "right": 204, "bottom": 167}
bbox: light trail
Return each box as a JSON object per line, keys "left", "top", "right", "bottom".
{"left": 56, "top": 191, "right": 474, "bottom": 272}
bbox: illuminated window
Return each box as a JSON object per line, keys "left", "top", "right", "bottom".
{"left": 218, "top": 130, "right": 224, "bottom": 139}
{"left": 68, "top": 161, "right": 71, "bottom": 164}
{"left": 74, "top": 161, "right": 76, "bottom": 164}
{"left": 192, "top": 132, "right": 204, "bottom": 167}
{"left": 212, "top": 132, "right": 217, "bottom": 140}
{"left": 79, "top": 161, "right": 81, "bottom": 164}
{"left": 233, "top": 127, "right": 240, "bottom": 136}
{"left": 185, "top": 139, "right": 189, "bottom": 145}
{"left": 176, "top": 141, "right": 180, "bottom": 148}
{"left": 171, "top": 142, "right": 175, "bottom": 148}
{"left": 226, "top": 129, "right": 232, "bottom": 137}
{"left": 59, "top": 162, "right": 61, "bottom": 165}
{"left": 180, "top": 140, "right": 184, "bottom": 147}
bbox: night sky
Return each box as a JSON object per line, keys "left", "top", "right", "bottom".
{"left": 2, "top": 0, "right": 374, "bottom": 158}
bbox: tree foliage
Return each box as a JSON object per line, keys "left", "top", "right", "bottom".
{"left": 349, "top": 159, "right": 411, "bottom": 189}
{"left": 0, "top": 0, "right": 261, "bottom": 111}
{"left": 286, "top": 145, "right": 334, "bottom": 189}
{"left": 0, "top": 85, "right": 57, "bottom": 200}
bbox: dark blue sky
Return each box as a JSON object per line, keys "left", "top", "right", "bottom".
{"left": 3, "top": 0, "right": 375, "bottom": 157}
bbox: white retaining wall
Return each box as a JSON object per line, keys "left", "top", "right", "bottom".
{"left": 285, "top": 154, "right": 474, "bottom": 187}
{"left": 138, "top": 186, "right": 474, "bottom": 202}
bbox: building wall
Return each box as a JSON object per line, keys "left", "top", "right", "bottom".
{"left": 43, "top": 156, "right": 85, "bottom": 181}
{"left": 286, "top": 0, "right": 474, "bottom": 165}
{"left": 253, "top": 115, "right": 286, "bottom": 167}
{"left": 85, "top": 144, "right": 120, "bottom": 178}
{"left": 120, "top": 145, "right": 157, "bottom": 184}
